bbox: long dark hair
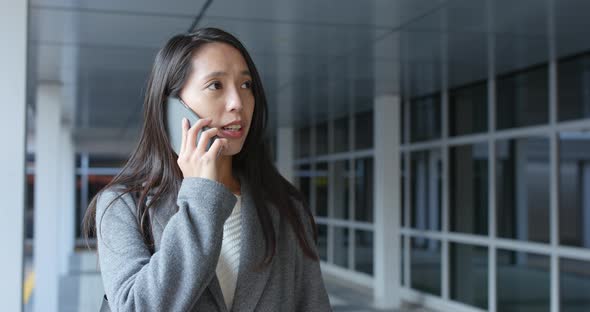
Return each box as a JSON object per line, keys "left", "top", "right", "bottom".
{"left": 82, "top": 27, "right": 318, "bottom": 267}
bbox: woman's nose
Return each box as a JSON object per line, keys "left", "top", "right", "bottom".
{"left": 226, "top": 89, "right": 243, "bottom": 112}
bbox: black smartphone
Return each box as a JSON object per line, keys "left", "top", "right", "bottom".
{"left": 166, "top": 96, "right": 217, "bottom": 155}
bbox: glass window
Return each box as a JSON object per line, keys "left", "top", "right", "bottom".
{"left": 560, "top": 257, "right": 590, "bottom": 311}
{"left": 332, "top": 160, "right": 350, "bottom": 219}
{"left": 401, "top": 99, "right": 406, "bottom": 144}
{"left": 410, "top": 237, "right": 441, "bottom": 296}
{"left": 333, "top": 227, "right": 349, "bottom": 268}
{"left": 314, "top": 162, "right": 329, "bottom": 217}
{"left": 75, "top": 175, "right": 83, "bottom": 238}
{"left": 333, "top": 116, "right": 349, "bottom": 153}
{"left": 558, "top": 53, "right": 590, "bottom": 121}
{"left": 315, "top": 122, "right": 329, "bottom": 155}
{"left": 88, "top": 155, "right": 126, "bottom": 168}
{"left": 354, "top": 158, "right": 374, "bottom": 222}
{"left": 25, "top": 175, "right": 34, "bottom": 240}
{"left": 497, "top": 250, "right": 550, "bottom": 312}
{"left": 410, "top": 149, "right": 442, "bottom": 231}
{"left": 317, "top": 224, "right": 328, "bottom": 261}
{"left": 496, "top": 137, "right": 550, "bottom": 243}
{"left": 295, "top": 164, "right": 311, "bottom": 208}
{"left": 496, "top": 65, "right": 549, "bottom": 130}
{"left": 354, "top": 230, "right": 373, "bottom": 275}
{"left": 450, "top": 143, "right": 489, "bottom": 235}
{"left": 449, "top": 82, "right": 488, "bottom": 136}
{"left": 410, "top": 93, "right": 441, "bottom": 142}
{"left": 88, "top": 175, "right": 114, "bottom": 202}
{"left": 401, "top": 155, "right": 407, "bottom": 227}
{"left": 81, "top": 175, "right": 114, "bottom": 239}
{"left": 450, "top": 243, "right": 488, "bottom": 309}
{"left": 354, "top": 110, "right": 373, "bottom": 150}
{"left": 296, "top": 127, "right": 310, "bottom": 158}
{"left": 401, "top": 237, "right": 405, "bottom": 286}
{"left": 559, "top": 131, "right": 590, "bottom": 248}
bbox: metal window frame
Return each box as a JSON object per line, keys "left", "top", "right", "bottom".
{"left": 293, "top": 104, "right": 376, "bottom": 280}
{"left": 399, "top": 4, "right": 590, "bottom": 311}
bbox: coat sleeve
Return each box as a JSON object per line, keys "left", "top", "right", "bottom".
{"left": 294, "top": 201, "right": 333, "bottom": 311}
{"left": 96, "top": 177, "right": 237, "bottom": 312}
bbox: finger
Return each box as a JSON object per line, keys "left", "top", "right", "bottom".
{"left": 196, "top": 127, "right": 220, "bottom": 154}
{"left": 207, "top": 137, "right": 228, "bottom": 159}
{"left": 179, "top": 118, "right": 188, "bottom": 155}
{"left": 186, "top": 118, "right": 212, "bottom": 153}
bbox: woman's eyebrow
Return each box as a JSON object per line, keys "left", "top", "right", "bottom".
{"left": 202, "top": 70, "right": 251, "bottom": 80}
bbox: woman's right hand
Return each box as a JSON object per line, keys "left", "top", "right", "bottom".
{"left": 177, "top": 117, "right": 229, "bottom": 182}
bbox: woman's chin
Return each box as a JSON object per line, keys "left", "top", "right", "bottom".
{"left": 221, "top": 144, "right": 242, "bottom": 156}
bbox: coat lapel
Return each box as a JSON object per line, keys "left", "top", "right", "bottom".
{"left": 148, "top": 177, "right": 280, "bottom": 312}
{"left": 231, "top": 177, "right": 280, "bottom": 312}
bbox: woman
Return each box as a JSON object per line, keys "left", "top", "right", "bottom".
{"left": 83, "top": 27, "right": 331, "bottom": 311}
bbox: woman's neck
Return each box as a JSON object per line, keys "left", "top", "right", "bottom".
{"left": 218, "top": 155, "right": 240, "bottom": 195}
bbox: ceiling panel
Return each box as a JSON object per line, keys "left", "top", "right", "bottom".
{"left": 30, "top": 0, "right": 209, "bottom": 16}
{"left": 28, "top": 0, "right": 590, "bottom": 152}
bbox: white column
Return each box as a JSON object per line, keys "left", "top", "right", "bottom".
{"left": 0, "top": 0, "right": 28, "bottom": 310}
{"left": 276, "top": 127, "right": 295, "bottom": 184}
{"left": 34, "top": 83, "right": 63, "bottom": 312}
{"left": 373, "top": 94, "right": 401, "bottom": 308}
{"left": 59, "top": 125, "right": 76, "bottom": 276}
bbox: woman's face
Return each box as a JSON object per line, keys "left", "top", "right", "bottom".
{"left": 179, "top": 42, "right": 255, "bottom": 156}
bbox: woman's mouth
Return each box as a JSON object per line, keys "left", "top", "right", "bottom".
{"left": 218, "top": 124, "right": 244, "bottom": 139}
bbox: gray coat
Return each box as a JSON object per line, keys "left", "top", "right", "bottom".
{"left": 96, "top": 177, "right": 332, "bottom": 312}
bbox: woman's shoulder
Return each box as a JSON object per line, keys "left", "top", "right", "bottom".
{"left": 95, "top": 184, "right": 139, "bottom": 220}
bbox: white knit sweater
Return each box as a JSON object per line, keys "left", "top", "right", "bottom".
{"left": 215, "top": 194, "right": 242, "bottom": 310}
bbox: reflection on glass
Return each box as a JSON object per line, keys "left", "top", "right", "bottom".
{"left": 450, "top": 143, "right": 488, "bottom": 235}
{"left": 410, "top": 237, "right": 441, "bottom": 296}
{"left": 354, "top": 158, "right": 374, "bottom": 222}
{"left": 316, "top": 122, "right": 328, "bottom": 155}
{"left": 559, "top": 131, "right": 590, "bottom": 248}
{"left": 333, "top": 160, "right": 350, "bottom": 219}
{"left": 314, "top": 162, "right": 328, "bottom": 217}
{"left": 497, "top": 250, "right": 550, "bottom": 312}
{"left": 449, "top": 82, "right": 488, "bottom": 136}
{"left": 450, "top": 243, "right": 488, "bottom": 309}
{"left": 558, "top": 52, "right": 590, "bottom": 121}
{"left": 334, "top": 116, "right": 349, "bottom": 153}
{"left": 410, "top": 93, "right": 441, "bottom": 142}
{"left": 496, "top": 138, "right": 550, "bottom": 243}
{"left": 333, "top": 227, "right": 349, "bottom": 268}
{"left": 354, "top": 110, "right": 374, "bottom": 150}
{"left": 355, "top": 230, "right": 373, "bottom": 275}
{"left": 296, "top": 127, "right": 310, "bottom": 158}
{"left": 410, "top": 150, "right": 442, "bottom": 231}
{"left": 560, "top": 258, "right": 590, "bottom": 311}
{"left": 317, "top": 224, "right": 328, "bottom": 261}
{"left": 496, "top": 65, "right": 549, "bottom": 130}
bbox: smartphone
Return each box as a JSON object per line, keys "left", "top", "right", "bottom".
{"left": 166, "top": 96, "right": 217, "bottom": 155}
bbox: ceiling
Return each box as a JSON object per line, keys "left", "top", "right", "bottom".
{"left": 27, "top": 0, "right": 590, "bottom": 155}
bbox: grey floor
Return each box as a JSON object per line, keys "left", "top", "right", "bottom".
{"left": 325, "top": 275, "right": 433, "bottom": 312}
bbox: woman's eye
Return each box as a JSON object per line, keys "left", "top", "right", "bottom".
{"left": 241, "top": 81, "right": 252, "bottom": 89}
{"left": 207, "top": 81, "right": 222, "bottom": 90}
